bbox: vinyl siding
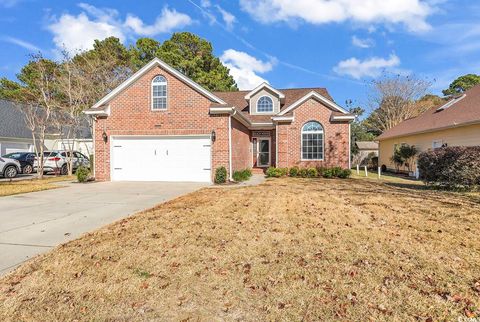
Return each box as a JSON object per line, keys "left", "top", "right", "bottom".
{"left": 378, "top": 123, "right": 480, "bottom": 170}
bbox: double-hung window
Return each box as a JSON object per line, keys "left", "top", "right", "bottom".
{"left": 152, "top": 75, "right": 167, "bottom": 110}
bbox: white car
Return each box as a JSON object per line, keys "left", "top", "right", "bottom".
{"left": 0, "top": 157, "right": 22, "bottom": 178}
{"left": 34, "top": 151, "right": 90, "bottom": 175}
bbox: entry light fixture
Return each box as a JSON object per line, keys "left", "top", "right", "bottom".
{"left": 102, "top": 131, "right": 108, "bottom": 143}
{"left": 211, "top": 130, "right": 216, "bottom": 143}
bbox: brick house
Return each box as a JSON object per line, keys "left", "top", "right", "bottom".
{"left": 85, "top": 58, "right": 354, "bottom": 182}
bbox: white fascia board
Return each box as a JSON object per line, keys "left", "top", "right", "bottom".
{"left": 436, "top": 94, "right": 466, "bottom": 111}
{"left": 250, "top": 122, "right": 275, "bottom": 129}
{"left": 92, "top": 58, "right": 226, "bottom": 109}
{"left": 83, "top": 105, "right": 110, "bottom": 116}
{"left": 244, "top": 82, "right": 285, "bottom": 100}
{"left": 279, "top": 91, "right": 348, "bottom": 116}
{"left": 331, "top": 115, "right": 355, "bottom": 121}
{"left": 209, "top": 106, "right": 235, "bottom": 114}
{"left": 272, "top": 116, "right": 294, "bottom": 122}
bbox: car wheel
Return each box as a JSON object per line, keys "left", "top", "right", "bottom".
{"left": 23, "top": 164, "right": 33, "bottom": 174}
{"left": 61, "top": 164, "right": 68, "bottom": 175}
{"left": 4, "top": 166, "right": 18, "bottom": 178}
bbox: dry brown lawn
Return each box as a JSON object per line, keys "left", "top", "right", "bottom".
{"left": 0, "top": 178, "right": 479, "bottom": 321}
{"left": 0, "top": 176, "right": 74, "bottom": 197}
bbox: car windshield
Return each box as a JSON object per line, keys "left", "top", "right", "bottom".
{"left": 42, "top": 152, "right": 58, "bottom": 157}
{"left": 2, "top": 153, "right": 24, "bottom": 159}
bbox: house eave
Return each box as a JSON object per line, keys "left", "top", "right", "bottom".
{"left": 377, "top": 119, "right": 480, "bottom": 141}
{"left": 209, "top": 106, "right": 235, "bottom": 115}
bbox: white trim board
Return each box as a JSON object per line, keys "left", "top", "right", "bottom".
{"left": 92, "top": 58, "right": 226, "bottom": 109}
{"left": 244, "top": 82, "right": 285, "bottom": 100}
{"left": 279, "top": 91, "right": 348, "bottom": 116}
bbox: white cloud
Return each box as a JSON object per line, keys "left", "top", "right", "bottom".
{"left": 215, "top": 5, "right": 236, "bottom": 30}
{"left": 2, "top": 36, "right": 41, "bottom": 52}
{"left": 240, "top": 0, "right": 434, "bottom": 32}
{"left": 351, "top": 35, "right": 374, "bottom": 48}
{"left": 333, "top": 54, "right": 401, "bottom": 79}
{"left": 47, "top": 3, "right": 192, "bottom": 53}
{"left": 124, "top": 7, "right": 192, "bottom": 36}
{"left": 220, "top": 49, "right": 276, "bottom": 89}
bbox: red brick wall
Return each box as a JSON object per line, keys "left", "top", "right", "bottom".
{"left": 277, "top": 99, "right": 350, "bottom": 168}
{"left": 93, "top": 65, "right": 229, "bottom": 181}
{"left": 231, "top": 118, "right": 251, "bottom": 171}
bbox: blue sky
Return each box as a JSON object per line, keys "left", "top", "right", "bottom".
{"left": 1, "top": 0, "right": 479, "bottom": 110}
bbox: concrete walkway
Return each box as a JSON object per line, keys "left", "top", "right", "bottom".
{"left": 0, "top": 181, "right": 208, "bottom": 276}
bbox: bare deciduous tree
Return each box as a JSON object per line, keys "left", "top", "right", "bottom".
{"left": 15, "top": 54, "right": 60, "bottom": 179}
{"left": 364, "top": 74, "right": 432, "bottom": 134}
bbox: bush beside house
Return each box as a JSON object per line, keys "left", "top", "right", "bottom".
{"left": 266, "top": 166, "right": 351, "bottom": 179}
{"left": 417, "top": 146, "right": 480, "bottom": 189}
{"left": 232, "top": 169, "right": 252, "bottom": 182}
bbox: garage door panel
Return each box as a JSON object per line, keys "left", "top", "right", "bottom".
{"left": 111, "top": 136, "right": 211, "bottom": 182}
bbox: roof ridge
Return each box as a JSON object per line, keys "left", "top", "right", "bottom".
{"left": 213, "top": 87, "right": 328, "bottom": 94}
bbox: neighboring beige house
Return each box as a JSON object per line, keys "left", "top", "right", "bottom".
{"left": 377, "top": 84, "right": 480, "bottom": 174}
{"left": 352, "top": 141, "right": 378, "bottom": 166}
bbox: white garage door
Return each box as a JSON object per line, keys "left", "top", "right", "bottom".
{"left": 111, "top": 136, "right": 211, "bottom": 182}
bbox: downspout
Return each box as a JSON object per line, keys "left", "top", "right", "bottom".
{"left": 92, "top": 116, "right": 96, "bottom": 178}
{"left": 348, "top": 122, "right": 351, "bottom": 169}
{"left": 228, "top": 110, "right": 236, "bottom": 181}
{"left": 275, "top": 123, "right": 278, "bottom": 167}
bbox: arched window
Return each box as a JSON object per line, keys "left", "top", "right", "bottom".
{"left": 257, "top": 96, "right": 273, "bottom": 113}
{"left": 301, "top": 121, "right": 324, "bottom": 160}
{"left": 152, "top": 75, "right": 167, "bottom": 110}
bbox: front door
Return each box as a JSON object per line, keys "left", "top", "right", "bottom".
{"left": 257, "top": 138, "right": 270, "bottom": 167}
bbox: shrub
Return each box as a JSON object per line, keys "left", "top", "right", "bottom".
{"left": 322, "top": 168, "right": 334, "bottom": 178}
{"left": 316, "top": 166, "right": 326, "bottom": 176}
{"left": 266, "top": 167, "right": 288, "bottom": 178}
{"left": 289, "top": 166, "right": 299, "bottom": 177}
{"left": 331, "top": 167, "right": 343, "bottom": 177}
{"left": 298, "top": 168, "right": 308, "bottom": 178}
{"left": 307, "top": 167, "right": 318, "bottom": 178}
{"left": 417, "top": 146, "right": 480, "bottom": 189}
{"left": 76, "top": 165, "right": 90, "bottom": 183}
{"left": 338, "top": 169, "right": 352, "bottom": 179}
{"left": 233, "top": 168, "right": 252, "bottom": 182}
{"left": 215, "top": 166, "right": 227, "bottom": 184}
{"left": 279, "top": 168, "right": 289, "bottom": 176}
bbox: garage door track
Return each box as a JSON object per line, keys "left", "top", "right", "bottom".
{"left": 0, "top": 181, "right": 208, "bottom": 276}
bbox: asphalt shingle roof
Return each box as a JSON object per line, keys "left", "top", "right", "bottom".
{"left": 377, "top": 84, "right": 480, "bottom": 140}
{"left": 213, "top": 88, "right": 334, "bottom": 123}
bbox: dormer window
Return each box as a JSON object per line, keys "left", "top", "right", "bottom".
{"left": 257, "top": 96, "right": 273, "bottom": 113}
{"left": 152, "top": 75, "right": 167, "bottom": 110}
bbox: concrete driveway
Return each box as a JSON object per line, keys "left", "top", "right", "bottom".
{"left": 0, "top": 181, "right": 208, "bottom": 276}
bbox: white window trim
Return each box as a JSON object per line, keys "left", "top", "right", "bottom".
{"left": 300, "top": 121, "right": 325, "bottom": 161}
{"left": 151, "top": 75, "right": 168, "bottom": 111}
{"left": 256, "top": 95, "right": 275, "bottom": 114}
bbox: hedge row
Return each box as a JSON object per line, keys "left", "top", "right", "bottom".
{"left": 417, "top": 146, "right": 480, "bottom": 189}
{"left": 266, "top": 166, "right": 351, "bottom": 179}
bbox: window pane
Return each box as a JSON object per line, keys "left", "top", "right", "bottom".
{"left": 302, "top": 131, "right": 323, "bottom": 160}
{"left": 257, "top": 96, "right": 273, "bottom": 112}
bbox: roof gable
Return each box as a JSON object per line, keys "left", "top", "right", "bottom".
{"left": 278, "top": 91, "right": 348, "bottom": 115}
{"left": 92, "top": 58, "right": 226, "bottom": 109}
{"left": 244, "top": 82, "right": 285, "bottom": 100}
